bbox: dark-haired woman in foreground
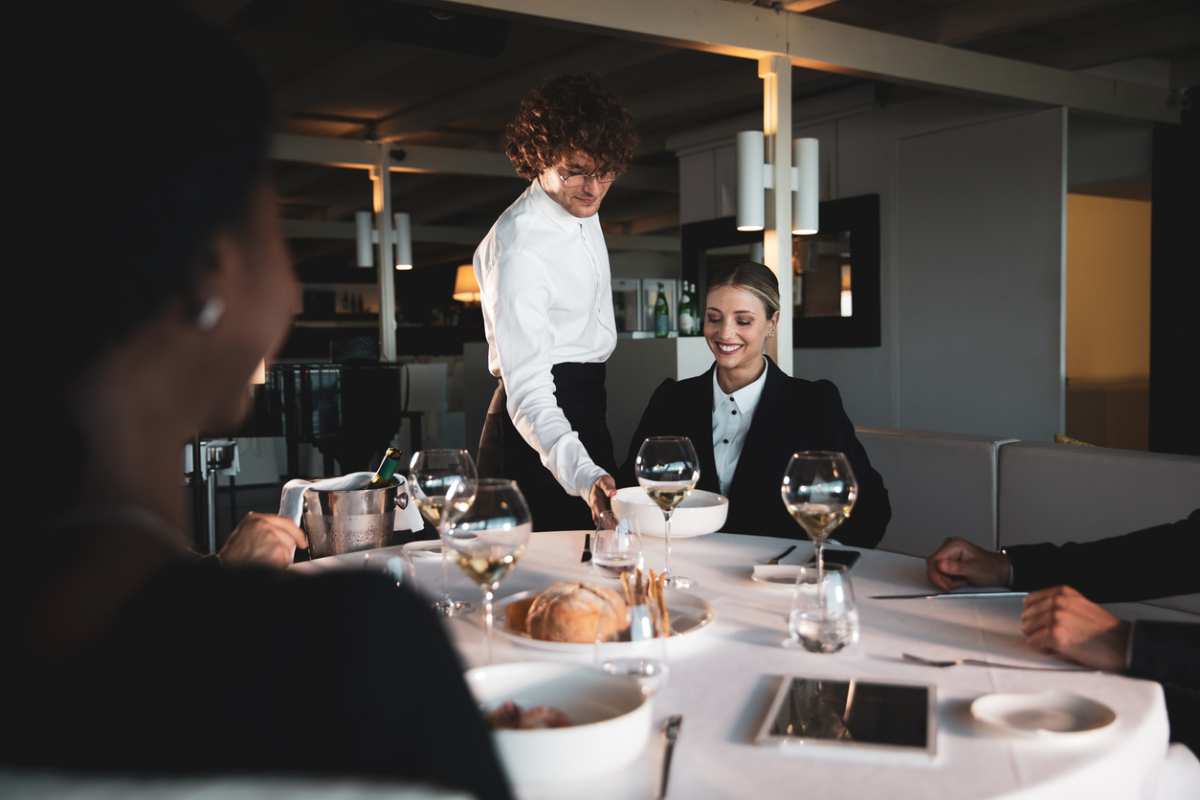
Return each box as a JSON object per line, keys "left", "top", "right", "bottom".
{"left": 7, "top": 6, "right": 511, "bottom": 798}
{"left": 619, "top": 262, "right": 891, "bottom": 546}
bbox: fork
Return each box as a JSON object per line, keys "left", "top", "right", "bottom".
{"left": 901, "top": 652, "right": 1096, "bottom": 672}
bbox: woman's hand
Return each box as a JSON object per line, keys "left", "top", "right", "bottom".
{"left": 926, "top": 536, "right": 1010, "bottom": 590}
{"left": 587, "top": 475, "right": 618, "bottom": 525}
{"left": 1020, "top": 585, "right": 1130, "bottom": 672}
{"left": 218, "top": 512, "right": 307, "bottom": 568}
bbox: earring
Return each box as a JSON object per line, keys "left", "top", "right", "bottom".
{"left": 195, "top": 297, "right": 226, "bottom": 331}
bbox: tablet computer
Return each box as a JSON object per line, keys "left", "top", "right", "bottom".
{"left": 754, "top": 676, "right": 937, "bottom": 759}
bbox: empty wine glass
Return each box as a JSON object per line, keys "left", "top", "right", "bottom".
{"left": 593, "top": 581, "right": 670, "bottom": 697}
{"left": 787, "top": 564, "right": 860, "bottom": 654}
{"left": 635, "top": 436, "right": 700, "bottom": 589}
{"left": 780, "top": 451, "right": 857, "bottom": 583}
{"left": 408, "top": 449, "right": 477, "bottom": 617}
{"left": 443, "top": 479, "right": 531, "bottom": 664}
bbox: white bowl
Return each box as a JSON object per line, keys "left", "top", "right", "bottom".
{"left": 465, "top": 662, "right": 652, "bottom": 783}
{"left": 612, "top": 487, "right": 728, "bottom": 538}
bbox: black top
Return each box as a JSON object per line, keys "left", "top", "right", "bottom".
{"left": 1007, "top": 509, "right": 1199, "bottom": 750}
{"left": 7, "top": 549, "right": 513, "bottom": 800}
{"left": 617, "top": 359, "right": 891, "bottom": 548}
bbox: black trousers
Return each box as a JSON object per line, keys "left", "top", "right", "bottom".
{"left": 477, "top": 362, "right": 616, "bottom": 532}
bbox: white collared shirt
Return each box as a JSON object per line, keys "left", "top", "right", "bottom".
{"left": 712, "top": 359, "right": 768, "bottom": 496}
{"left": 474, "top": 179, "right": 617, "bottom": 497}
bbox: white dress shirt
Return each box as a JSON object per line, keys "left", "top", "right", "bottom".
{"left": 474, "top": 179, "right": 617, "bottom": 497}
{"left": 712, "top": 359, "right": 768, "bottom": 496}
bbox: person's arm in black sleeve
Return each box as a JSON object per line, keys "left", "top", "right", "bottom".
{"left": 1006, "top": 509, "right": 1199, "bottom": 602}
{"left": 616, "top": 379, "right": 675, "bottom": 489}
{"left": 817, "top": 380, "right": 890, "bottom": 549}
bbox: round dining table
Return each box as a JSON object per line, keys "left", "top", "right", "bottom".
{"left": 298, "top": 531, "right": 1185, "bottom": 800}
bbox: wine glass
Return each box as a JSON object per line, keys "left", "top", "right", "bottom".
{"left": 787, "top": 564, "right": 860, "bottom": 654}
{"left": 780, "top": 451, "right": 857, "bottom": 583}
{"left": 408, "top": 449, "right": 477, "bottom": 617}
{"left": 592, "top": 512, "right": 642, "bottom": 579}
{"left": 443, "top": 479, "right": 531, "bottom": 664}
{"left": 635, "top": 436, "right": 700, "bottom": 589}
{"left": 592, "top": 581, "right": 670, "bottom": 697}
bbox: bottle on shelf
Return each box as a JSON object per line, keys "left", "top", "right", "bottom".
{"left": 678, "top": 282, "right": 694, "bottom": 337}
{"left": 654, "top": 282, "right": 671, "bottom": 338}
{"left": 367, "top": 447, "right": 403, "bottom": 488}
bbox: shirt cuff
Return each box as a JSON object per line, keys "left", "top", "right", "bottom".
{"left": 575, "top": 464, "right": 610, "bottom": 499}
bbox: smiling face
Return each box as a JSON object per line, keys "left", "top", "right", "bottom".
{"left": 538, "top": 151, "right": 614, "bottom": 218}
{"left": 703, "top": 284, "right": 779, "bottom": 371}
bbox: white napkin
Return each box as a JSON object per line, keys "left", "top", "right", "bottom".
{"left": 278, "top": 472, "right": 424, "bottom": 533}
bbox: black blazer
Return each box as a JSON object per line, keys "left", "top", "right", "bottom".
{"left": 618, "top": 358, "right": 891, "bottom": 548}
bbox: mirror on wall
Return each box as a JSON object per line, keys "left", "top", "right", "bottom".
{"left": 680, "top": 194, "right": 880, "bottom": 348}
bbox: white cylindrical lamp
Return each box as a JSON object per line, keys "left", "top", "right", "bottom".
{"left": 393, "top": 212, "right": 413, "bottom": 271}
{"left": 792, "top": 137, "right": 819, "bottom": 235}
{"left": 355, "top": 210, "right": 373, "bottom": 268}
{"left": 736, "top": 130, "right": 765, "bottom": 232}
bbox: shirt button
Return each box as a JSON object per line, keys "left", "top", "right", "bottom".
{"left": 731, "top": 410, "right": 737, "bottom": 415}
{"left": 723, "top": 439, "right": 730, "bottom": 444}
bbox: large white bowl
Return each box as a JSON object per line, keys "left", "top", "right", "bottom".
{"left": 611, "top": 486, "right": 728, "bottom": 538}
{"left": 465, "top": 662, "right": 652, "bottom": 783}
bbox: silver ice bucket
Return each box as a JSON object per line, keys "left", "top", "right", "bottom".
{"left": 302, "top": 482, "right": 398, "bottom": 558}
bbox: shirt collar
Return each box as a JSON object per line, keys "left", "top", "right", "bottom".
{"left": 529, "top": 177, "right": 592, "bottom": 232}
{"left": 712, "top": 357, "right": 769, "bottom": 416}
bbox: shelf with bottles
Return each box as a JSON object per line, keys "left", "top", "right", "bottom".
{"left": 611, "top": 277, "right": 703, "bottom": 338}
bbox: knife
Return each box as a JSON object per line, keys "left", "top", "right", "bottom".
{"left": 659, "top": 715, "right": 682, "bottom": 799}
{"left": 765, "top": 545, "right": 796, "bottom": 565}
{"left": 581, "top": 532, "right": 592, "bottom": 563}
{"left": 870, "top": 590, "right": 1028, "bottom": 600}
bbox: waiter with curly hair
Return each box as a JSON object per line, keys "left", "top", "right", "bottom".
{"left": 474, "top": 74, "right": 638, "bottom": 531}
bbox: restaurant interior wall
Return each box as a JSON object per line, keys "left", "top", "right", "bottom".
{"left": 672, "top": 87, "right": 1068, "bottom": 442}
{"left": 1065, "top": 194, "right": 1151, "bottom": 450}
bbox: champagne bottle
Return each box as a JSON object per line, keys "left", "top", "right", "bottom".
{"left": 689, "top": 282, "right": 701, "bottom": 335}
{"left": 654, "top": 282, "right": 670, "bottom": 338}
{"left": 677, "top": 282, "right": 694, "bottom": 337}
{"left": 367, "top": 447, "right": 403, "bottom": 488}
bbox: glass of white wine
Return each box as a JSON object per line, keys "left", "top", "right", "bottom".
{"left": 444, "top": 478, "right": 531, "bottom": 664}
{"left": 780, "top": 451, "right": 858, "bottom": 583}
{"left": 635, "top": 436, "right": 700, "bottom": 589}
{"left": 407, "top": 449, "right": 477, "bottom": 618}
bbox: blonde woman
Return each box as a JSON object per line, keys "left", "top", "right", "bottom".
{"left": 619, "top": 261, "right": 890, "bottom": 546}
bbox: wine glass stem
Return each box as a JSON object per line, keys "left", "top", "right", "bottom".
{"left": 438, "top": 523, "right": 451, "bottom": 603}
{"left": 663, "top": 511, "right": 672, "bottom": 578}
{"left": 482, "top": 587, "right": 495, "bottom": 665}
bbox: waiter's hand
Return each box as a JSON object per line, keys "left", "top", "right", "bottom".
{"left": 1020, "top": 585, "right": 1130, "bottom": 672}
{"left": 218, "top": 512, "right": 308, "bottom": 568}
{"left": 587, "top": 475, "right": 618, "bottom": 525}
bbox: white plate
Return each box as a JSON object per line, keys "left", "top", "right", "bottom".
{"left": 401, "top": 539, "right": 443, "bottom": 559}
{"left": 494, "top": 588, "right": 714, "bottom": 653}
{"left": 971, "top": 691, "right": 1116, "bottom": 737}
{"left": 750, "top": 564, "right": 809, "bottom": 590}
{"left": 611, "top": 487, "right": 728, "bottom": 538}
{"left": 466, "top": 662, "right": 652, "bottom": 783}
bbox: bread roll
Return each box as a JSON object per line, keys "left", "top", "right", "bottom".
{"left": 526, "top": 581, "right": 628, "bottom": 643}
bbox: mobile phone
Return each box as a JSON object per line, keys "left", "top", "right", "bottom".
{"left": 805, "top": 548, "right": 861, "bottom": 570}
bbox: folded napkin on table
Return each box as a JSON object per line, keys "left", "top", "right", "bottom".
{"left": 278, "top": 472, "right": 424, "bottom": 533}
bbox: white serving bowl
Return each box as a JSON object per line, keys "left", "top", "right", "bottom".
{"left": 465, "top": 662, "right": 652, "bottom": 784}
{"left": 612, "top": 486, "right": 728, "bottom": 538}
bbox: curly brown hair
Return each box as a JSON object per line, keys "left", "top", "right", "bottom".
{"left": 504, "top": 74, "right": 638, "bottom": 180}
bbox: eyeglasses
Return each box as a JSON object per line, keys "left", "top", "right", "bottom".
{"left": 557, "top": 169, "right": 617, "bottom": 188}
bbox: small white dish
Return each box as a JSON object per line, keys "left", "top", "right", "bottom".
{"left": 401, "top": 539, "right": 443, "bottom": 559}
{"left": 465, "top": 662, "right": 652, "bottom": 783}
{"left": 751, "top": 564, "right": 808, "bottom": 590}
{"left": 612, "top": 487, "right": 728, "bottom": 538}
{"left": 971, "top": 691, "right": 1116, "bottom": 737}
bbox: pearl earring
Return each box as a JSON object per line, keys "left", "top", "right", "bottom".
{"left": 195, "top": 297, "right": 226, "bottom": 331}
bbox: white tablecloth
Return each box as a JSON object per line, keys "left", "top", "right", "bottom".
{"left": 300, "top": 532, "right": 1182, "bottom": 800}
